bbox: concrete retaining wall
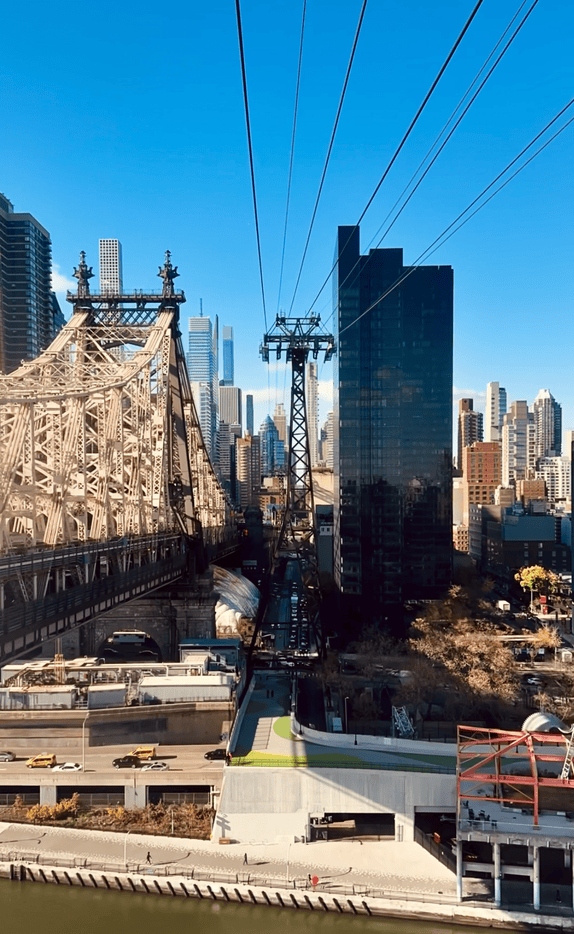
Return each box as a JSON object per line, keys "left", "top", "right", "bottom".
{"left": 0, "top": 701, "right": 233, "bottom": 748}
{"left": 292, "top": 714, "right": 457, "bottom": 757}
{"left": 1, "top": 861, "right": 571, "bottom": 930}
{"left": 215, "top": 766, "right": 456, "bottom": 843}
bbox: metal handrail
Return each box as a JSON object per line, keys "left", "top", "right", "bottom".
{"left": 228, "top": 756, "right": 455, "bottom": 774}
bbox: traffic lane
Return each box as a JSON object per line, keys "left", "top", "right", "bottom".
{"left": 0, "top": 743, "right": 227, "bottom": 775}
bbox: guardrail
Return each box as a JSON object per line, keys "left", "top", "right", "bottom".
{"left": 0, "top": 848, "right": 461, "bottom": 904}
{"left": 413, "top": 826, "right": 456, "bottom": 872}
{"left": 1, "top": 849, "right": 570, "bottom": 921}
{"left": 228, "top": 756, "right": 455, "bottom": 774}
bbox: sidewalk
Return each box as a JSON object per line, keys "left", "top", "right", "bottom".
{"left": 3, "top": 821, "right": 574, "bottom": 926}
{"left": 0, "top": 821, "right": 460, "bottom": 897}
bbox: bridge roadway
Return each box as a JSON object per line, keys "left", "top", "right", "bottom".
{"left": 0, "top": 528, "right": 239, "bottom": 664}
{"left": 0, "top": 741, "right": 225, "bottom": 807}
{"left": 0, "top": 534, "right": 190, "bottom": 663}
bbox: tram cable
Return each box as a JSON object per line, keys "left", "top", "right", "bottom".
{"left": 235, "top": 0, "right": 269, "bottom": 331}
{"left": 288, "top": 0, "right": 369, "bottom": 316}
{"left": 277, "top": 0, "right": 307, "bottom": 317}
{"left": 338, "top": 101, "right": 574, "bottom": 337}
{"left": 322, "top": 0, "right": 540, "bottom": 320}
{"left": 306, "top": 0, "right": 486, "bottom": 318}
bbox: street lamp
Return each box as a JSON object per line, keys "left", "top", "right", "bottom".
{"left": 81, "top": 712, "right": 90, "bottom": 772}
{"left": 344, "top": 696, "right": 349, "bottom": 734}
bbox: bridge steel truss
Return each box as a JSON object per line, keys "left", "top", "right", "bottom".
{"left": 0, "top": 252, "right": 233, "bottom": 662}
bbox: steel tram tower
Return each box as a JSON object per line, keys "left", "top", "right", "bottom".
{"left": 260, "top": 315, "right": 335, "bottom": 565}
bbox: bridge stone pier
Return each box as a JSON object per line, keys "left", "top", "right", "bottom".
{"left": 84, "top": 574, "right": 219, "bottom": 661}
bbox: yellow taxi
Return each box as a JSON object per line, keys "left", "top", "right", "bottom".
{"left": 128, "top": 745, "right": 155, "bottom": 760}
{"left": 26, "top": 753, "right": 56, "bottom": 768}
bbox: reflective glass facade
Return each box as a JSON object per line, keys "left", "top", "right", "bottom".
{"left": 0, "top": 193, "right": 58, "bottom": 374}
{"left": 333, "top": 226, "right": 453, "bottom": 629}
{"left": 221, "top": 325, "right": 234, "bottom": 386}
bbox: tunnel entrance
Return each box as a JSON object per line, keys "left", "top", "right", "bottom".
{"left": 310, "top": 812, "right": 395, "bottom": 841}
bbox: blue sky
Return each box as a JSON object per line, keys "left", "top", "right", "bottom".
{"left": 1, "top": 0, "right": 572, "bottom": 442}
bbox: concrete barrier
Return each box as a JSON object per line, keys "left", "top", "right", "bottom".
{"left": 291, "top": 714, "right": 457, "bottom": 757}
{"left": 2, "top": 860, "right": 574, "bottom": 929}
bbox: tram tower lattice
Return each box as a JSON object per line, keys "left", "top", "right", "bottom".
{"left": 260, "top": 315, "right": 335, "bottom": 560}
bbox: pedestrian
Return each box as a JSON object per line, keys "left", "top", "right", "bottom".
{"left": 243, "top": 852, "right": 248, "bottom": 865}
{"left": 146, "top": 851, "right": 152, "bottom": 864}
{"left": 556, "top": 888, "right": 562, "bottom": 903}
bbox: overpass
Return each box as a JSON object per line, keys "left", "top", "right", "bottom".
{"left": 0, "top": 252, "right": 237, "bottom": 663}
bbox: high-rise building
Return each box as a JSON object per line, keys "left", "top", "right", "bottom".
{"left": 236, "top": 433, "right": 261, "bottom": 508}
{"left": 484, "top": 382, "right": 507, "bottom": 443}
{"left": 259, "top": 415, "right": 285, "bottom": 477}
{"left": 457, "top": 398, "right": 483, "bottom": 470}
{"left": 532, "top": 388, "right": 562, "bottom": 459}
{"left": 273, "top": 403, "right": 287, "bottom": 445}
{"left": 334, "top": 226, "right": 453, "bottom": 627}
{"left": 306, "top": 361, "right": 319, "bottom": 468}
{"left": 217, "top": 384, "right": 242, "bottom": 489}
{"left": 219, "top": 385, "right": 242, "bottom": 429}
{"left": 461, "top": 441, "right": 502, "bottom": 525}
{"left": 501, "top": 401, "right": 535, "bottom": 486}
{"left": 187, "top": 313, "right": 217, "bottom": 457}
{"left": 221, "top": 325, "right": 234, "bottom": 386}
{"left": 536, "top": 456, "right": 571, "bottom": 507}
{"left": 98, "top": 239, "right": 123, "bottom": 294}
{"left": 0, "top": 192, "right": 62, "bottom": 374}
{"left": 216, "top": 421, "right": 241, "bottom": 493}
{"left": 321, "top": 411, "right": 334, "bottom": 469}
{"left": 246, "top": 394, "right": 254, "bottom": 436}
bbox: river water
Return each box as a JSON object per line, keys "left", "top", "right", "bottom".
{"left": 0, "top": 878, "right": 490, "bottom": 934}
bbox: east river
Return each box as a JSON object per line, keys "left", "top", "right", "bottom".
{"left": 0, "top": 879, "right": 491, "bottom": 934}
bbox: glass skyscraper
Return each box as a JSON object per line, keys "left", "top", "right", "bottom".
{"left": 0, "top": 192, "right": 62, "bottom": 374}
{"left": 259, "top": 415, "right": 285, "bottom": 477}
{"left": 187, "top": 314, "right": 217, "bottom": 457}
{"left": 221, "top": 325, "right": 234, "bottom": 386}
{"left": 246, "top": 394, "right": 254, "bottom": 436}
{"left": 333, "top": 226, "right": 453, "bottom": 632}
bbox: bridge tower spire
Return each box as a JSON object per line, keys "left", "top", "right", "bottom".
{"left": 158, "top": 250, "right": 179, "bottom": 298}
{"left": 73, "top": 251, "right": 94, "bottom": 297}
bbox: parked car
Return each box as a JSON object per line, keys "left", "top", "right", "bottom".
{"left": 112, "top": 755, "right": 142, "bottom": 769}
{"left": 53, "top": 762, "right": 81, "bottom": 772}
{"left": 0, "top": 751, "right": 15, "bottom": 762}
{"left": 204, "top": 748, "right": 226, "bottom": 760}
{"left": 141, "top": 761, "right": 168, "bottom": 771}
{"left": 26, "top": 753, "right": 56, "bottom": 769}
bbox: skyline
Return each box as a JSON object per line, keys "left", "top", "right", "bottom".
{"left": 1, "top": 0, "right": 572, "bottom": 437}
